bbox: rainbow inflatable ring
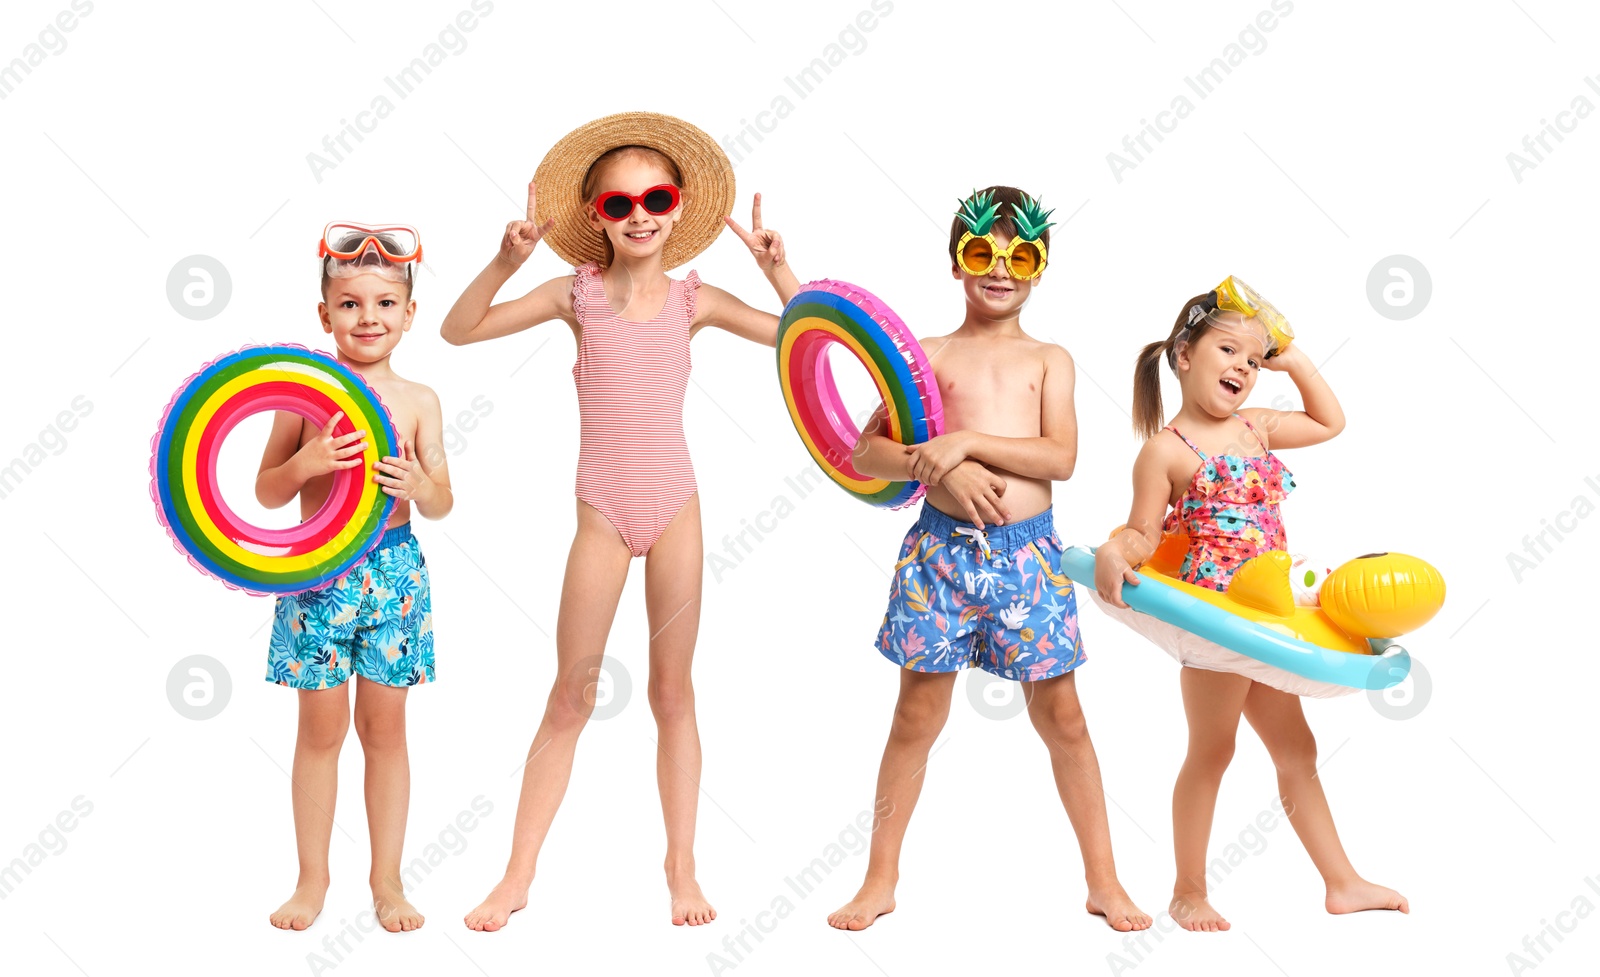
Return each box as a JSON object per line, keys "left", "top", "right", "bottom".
{"left": 150, "top": 344, "right": 397, "bottom": 596}
{"left": 777, "top": 280, "right": 944, "bottom": 509}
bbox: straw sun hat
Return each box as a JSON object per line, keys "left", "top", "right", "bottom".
{"left": 533, "top": 111, "right": 736, "bottom": 271}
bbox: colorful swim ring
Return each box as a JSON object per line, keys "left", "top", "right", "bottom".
{"left": 777, "top": 280, "right": 944, "bottom": 509}
{"left": 150, "top": 344, "right": 398, "bottom": 596}
{"left": 1059, "top": 536, "right": 1440, "bottom": 692}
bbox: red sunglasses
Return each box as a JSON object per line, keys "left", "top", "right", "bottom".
{"left": 594, "top": 184, "right": 680, "bottom": 221}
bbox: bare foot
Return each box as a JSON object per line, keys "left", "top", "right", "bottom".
{"left": 1087, "top": 883, "right": 1153, "bottom": 931}
{"left": 1326, "top": 878, "right": 1409, "bottom": 915}
{"left": 270, "top": 881, "right": 328, "bottom": 930}
{"left": 464, "top": 877, "right": 530, "bottom": 932}
{"left": 669, "top": 871, "right": 716, "bottom": 926}
{"left": 373, "top": 881, "right": 424, "bottom": 932}
{"left": 827, "top": 881, "right": 896, "bottom": 931}
{"left": 1170, "top": 891, "right": 1230, "bottom": 932}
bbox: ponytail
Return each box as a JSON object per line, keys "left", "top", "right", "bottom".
{"left": 1132, "top": 340, "right": 1169, "bottom": 439}
{"left": 1132, "top": 292, "right": 1220, "bottom": 440}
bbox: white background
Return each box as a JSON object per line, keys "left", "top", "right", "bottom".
{"left": 1, "top": 1, "right": 1595, "bottom": 975}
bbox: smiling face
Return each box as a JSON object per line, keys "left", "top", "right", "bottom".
{"left": 585, "top": 154, "right": 683, "bottom": 262}
{"left": 1175, "top": 312, "right": 1270, "bottom": 417}
{"left": 952, "top": 228, "right": 1040, "bottom": 317}
{"left": 319, "top": 272, "right": 415, "bottom": 363}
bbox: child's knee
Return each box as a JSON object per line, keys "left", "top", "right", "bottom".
{"left": 353, "top": 710, "right": 406, "bottom": 750}
{"left": 295, "top": 689, "right": 350, "bottom": 751}
{"left": 545, "top": 680, "right": 596, "bottom": 734}
{"left": 647, "top": 677, "right": 694, "bottom": 724}
{"left": 1027, "top": 696, "right": 1088, "bottom": 743}
{"left": 1270, "top": 733, "right": 1318, "bottom": 776}
{"left": 890, "top": 693, "right": 950, "bottom": 742}
{"left": 1186, "top": 735, "right": 1237, "bottom": 772}
{"left": 298, "top": 712, "right": 349, "bottom": 753}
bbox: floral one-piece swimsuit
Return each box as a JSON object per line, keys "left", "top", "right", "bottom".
{"left": 1161, "top": 412, "right": 1296, "bottom": 591}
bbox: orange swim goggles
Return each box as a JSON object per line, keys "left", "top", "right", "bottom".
{"left": 319, "top": 222, "right": 423, "bottom": 264}
{"left": 953, "top": 189, "right": 1055, "bottom": 280}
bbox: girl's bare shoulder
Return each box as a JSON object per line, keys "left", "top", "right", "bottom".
{"left": 1135, "top": 426, "right": 1194, "bottom": 480}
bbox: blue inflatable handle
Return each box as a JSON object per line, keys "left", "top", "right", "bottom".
{"left": 1060, "top": 545, "right": 1410, "bottom": 691}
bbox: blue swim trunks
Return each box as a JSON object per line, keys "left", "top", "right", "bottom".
{"left": 877, "top": 503, "right": 1086, "bottom": 682}
{"left": 267, "top": 523, "right": 435, "bottom": 690}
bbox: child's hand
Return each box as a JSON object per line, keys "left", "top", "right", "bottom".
{"left": 1093, "top": 543, "right": 1143, "bottom": 609}
{"left": 905, "top": 432, "right": 969, "bottom": 487}
{"left": 723, "top": 193, "right": 786, "bottom": 271}
{"left": 500, "top": 180, "right": 556, "bottom": 269}
{"left": 292, "top": 411, "right": 367, "bottom": 479}
{"left": 941, "top": 460, "right": 1008, "bottom": 529}
{"left": 1262, "top": 344, "right": 1306, "bottom": 373}
{"left": 373, "top": 440, "right": 430, "bottom": 502}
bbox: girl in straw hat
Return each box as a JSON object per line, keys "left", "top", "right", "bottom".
{"left": 441, "top": 111, "right": 797, "bottom": 931}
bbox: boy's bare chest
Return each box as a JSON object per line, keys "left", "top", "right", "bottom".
{"left": 932, "top": 351, "right": 1045, "bottom": 433}
{"left": 298, "top": 380, "right": 419, "bottom": 450}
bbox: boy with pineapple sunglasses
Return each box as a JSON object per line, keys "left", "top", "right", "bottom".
{"left": 827, "top": 187, "right": 1151, "bottom": 934}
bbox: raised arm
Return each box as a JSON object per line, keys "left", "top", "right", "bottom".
{"left": 723, "top": 192, "right": 802, "bottom": 305}
{"left": 690, "top": 284, "right": 780, "bottom": 347}
{"left": 687, "top": 194, "right": 802, "bottom": 348}
{"left": 440, "top": 180, "right": 574, "bottom": 346}
{"left": 907, "top": 344, "right": 1078, "bottom": 485}
{"left": 441, "top": 273, "right": 575, "bottom": 346}
{"left": 1242, "top": 344, "right": 1345, "bottom": 449}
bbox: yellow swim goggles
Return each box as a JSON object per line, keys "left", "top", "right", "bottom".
{"left": 1212, "top": 276, "right": 1294, "bottom": 356}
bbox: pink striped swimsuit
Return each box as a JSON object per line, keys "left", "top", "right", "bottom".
{"left": 571, "top": 261, "right": 700, "bottom": 557}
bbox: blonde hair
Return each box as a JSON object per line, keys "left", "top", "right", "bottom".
{"left": 580, "top": 146, "right": 684, "bottom": 267}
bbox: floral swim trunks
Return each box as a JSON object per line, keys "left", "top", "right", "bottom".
{"left": 877, "top": 503, "right": 1086, "bottom": 682}
{"left": 267, "top": 523, "right": 435, "bottom": 690}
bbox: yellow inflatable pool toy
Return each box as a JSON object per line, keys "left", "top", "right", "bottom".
{"left": 1144, "top": 531, "right": 1443, "bottom": 649}
{"left": 1061, "top": 529, "right": 1445, "bottom": 694}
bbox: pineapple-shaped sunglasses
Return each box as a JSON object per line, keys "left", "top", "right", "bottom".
{"left": 953, "top": 189, "right": 1056, "bottom": 280}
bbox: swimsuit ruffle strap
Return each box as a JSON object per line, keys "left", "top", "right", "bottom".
{"left": 680, "top": 269, "right": 702, "bottom": 321}
{"left": 571, "top": 261, "right": 603, "bottom": 322}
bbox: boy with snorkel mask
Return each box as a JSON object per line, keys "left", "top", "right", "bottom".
{"left": 258, "top": 223, "right": 454, "bottom": 933}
